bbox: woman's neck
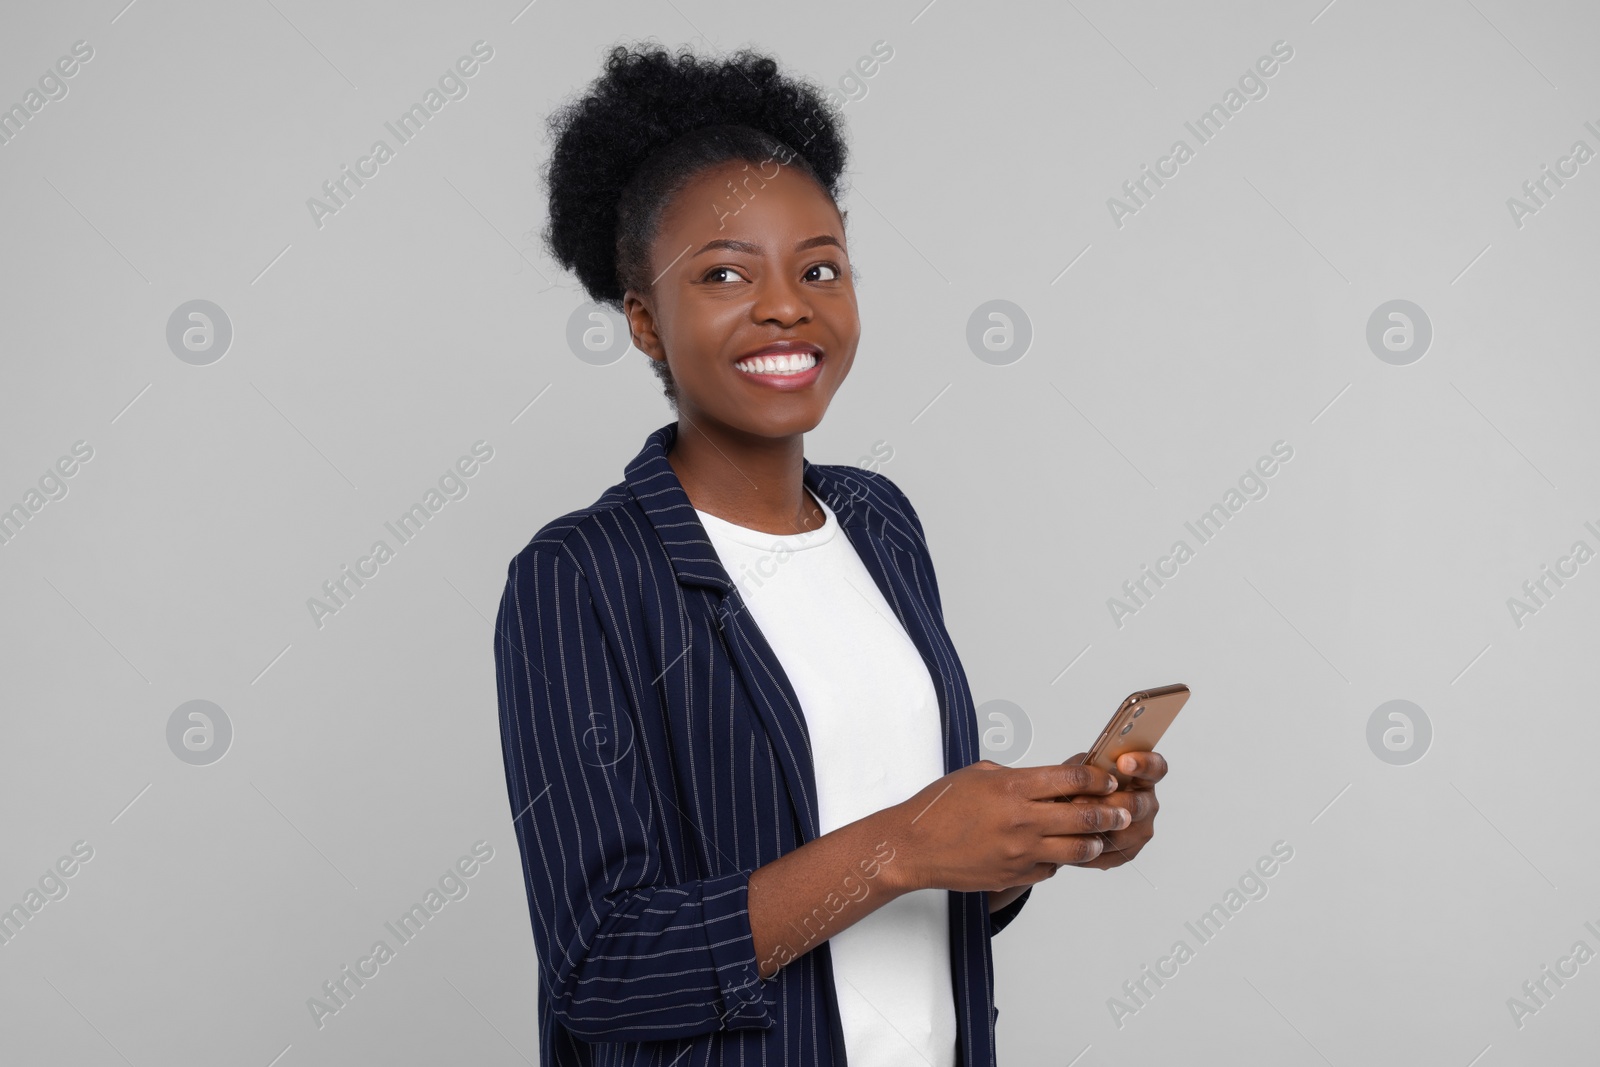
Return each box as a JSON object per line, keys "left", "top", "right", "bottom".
{"left": 666, "top": 418, "right": 823, "bottom": 536}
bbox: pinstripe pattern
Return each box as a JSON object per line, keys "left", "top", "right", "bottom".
{"left": 495, "top": 422, "right": 1032, "bottom": 1066}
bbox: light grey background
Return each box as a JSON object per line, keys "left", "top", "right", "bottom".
{"left": 2, "top": 0, "right": 1596, "bottom": 1064}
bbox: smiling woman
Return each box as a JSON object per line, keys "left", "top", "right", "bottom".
{"left": 495, "top": 39, "right": 1164, "bottom": 1067}
{"left": 623, "top": 157, "right": 856, "bottom": 462}
{"left": 542, "top": 47, "right": 855, "bottom": 443}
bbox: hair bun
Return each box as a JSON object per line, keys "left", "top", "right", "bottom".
{"left": 541, "top": 42, "right": 849, "bottom": 309}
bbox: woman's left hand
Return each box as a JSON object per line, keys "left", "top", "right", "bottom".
{"left": 1064, "top": 750, "right": 1166, "bottom": 870}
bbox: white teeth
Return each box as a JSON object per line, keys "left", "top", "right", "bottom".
{"left": 736, "top": 351, "right": 817, "bottom": 375}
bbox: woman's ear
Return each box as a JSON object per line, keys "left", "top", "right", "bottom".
{"left": 622, "top": 290, "right": 664, "bottom": 360}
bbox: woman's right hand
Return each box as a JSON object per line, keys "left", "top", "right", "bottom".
{"left": 884, "top": 760, "right": 1129, "bottom": 894}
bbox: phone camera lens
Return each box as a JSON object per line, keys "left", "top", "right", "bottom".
{"left": 1120, "top": 723, "right": 1134, "bottom": 735}
{"left": 1132, "top": 706, "right": 1144, "bottom": 717}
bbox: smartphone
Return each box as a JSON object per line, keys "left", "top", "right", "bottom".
{"left": 1071, "top": 683, "right": 1190, "bottom": 778}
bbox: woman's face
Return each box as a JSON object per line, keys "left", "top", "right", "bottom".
{"left": 623, "top": 158, "right": 859, "bottom": 440}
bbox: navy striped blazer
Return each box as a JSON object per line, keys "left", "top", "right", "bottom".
{"left": 494, "top": 421, "right": 1032, "bottom": 1066}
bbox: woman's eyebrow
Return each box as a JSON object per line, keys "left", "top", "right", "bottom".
{"left": 691, "top": 235, "right": 843, "bottom": 256}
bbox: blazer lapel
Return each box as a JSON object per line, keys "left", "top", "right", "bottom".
{"left": 624, "top": 423, "right": 821, "bottom": 844}
{"left": 622, "top": 422, "right": 957, "bottom": 846}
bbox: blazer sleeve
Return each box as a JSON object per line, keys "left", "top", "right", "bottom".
{"left": 495, "top": 545, "right": 775, "bottom": 1041}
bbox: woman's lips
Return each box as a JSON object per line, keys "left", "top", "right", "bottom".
{"left": 733, "top": 351, "right": 823, "bottom": 390}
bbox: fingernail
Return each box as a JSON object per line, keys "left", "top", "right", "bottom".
{"left": 1107, "top": 776, "right": 1118, "bottom": 791}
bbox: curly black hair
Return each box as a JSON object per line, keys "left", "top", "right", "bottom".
{"left": 540, "top": 41, "right": 850, "bottom": 406}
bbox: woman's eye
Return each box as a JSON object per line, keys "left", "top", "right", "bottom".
{"left": 702, "top": 263, "right": 843, "bottom": 284}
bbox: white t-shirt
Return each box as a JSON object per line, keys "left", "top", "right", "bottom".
{"left": 695, "top": 493, "right": 957, "bottom": 1067}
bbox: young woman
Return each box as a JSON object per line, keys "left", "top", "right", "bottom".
{"left": 494, "top": 43, "right": 1168, "bottom": 1067}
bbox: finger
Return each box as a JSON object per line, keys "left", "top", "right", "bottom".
{"left": 1018, "top": 762, "right": 1117, "bottom": 801}
{"left": 1115, "top": 750, "right": 1168, "bottom": 786}
{"left": 1047, "top": 802, "right": 1131, "bottom": 836}
{"left": 1047, "top": 834, "right": 1107, "bottom": 866}
{"left": 1048, "top": 754, "right": 1104, "bottom": 801}
{"left": 1020, "top": 860, "right": 1064, "bottom": 885}
{"left": 1106, "top": 788, "right": 1158, "bottom": 823}
{"left": 1076, "top": 832, "right": 1146, "bottom": 870}
{"left": 1068, "top": 787, "right": 1157, "bottom": 817}
{"left": 1097, "top": 821, "right": 1155, "bottom": 852}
